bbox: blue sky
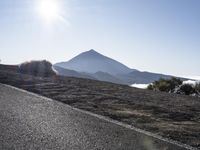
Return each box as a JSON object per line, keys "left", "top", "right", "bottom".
{"left": 0, "top": 0, "right": 200, "bottom": 77}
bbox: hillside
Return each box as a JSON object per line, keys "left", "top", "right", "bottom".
{"left": 53, "top": 66, "right": 96, "bottom": 80}
{"left": 92, "top": 71, "right": 124, "bottom": 84}
{"left": 0, "top": 64, "right": 200, "bottom": 149}
{"left": 116, "top": 71, "right": 173, "bottom": 84}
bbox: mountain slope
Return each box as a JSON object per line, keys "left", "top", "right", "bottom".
{"left": 92, "top": 71, "right": 125, "bottom": 84}
{"left": 116, "top": 71, "right": 173, "bottom": 84}
{"left": 53, "top": 66, "right": 96, "bottom": 80}
{"left": 54, "top": 49, "right": 133, "bottom": 75}
{"left": 53, "top": 66, "right": 124, "bottom": 84}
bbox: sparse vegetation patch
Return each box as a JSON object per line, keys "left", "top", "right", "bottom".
{"left": 148, "top": 78, "right": 200, "bottom": 97}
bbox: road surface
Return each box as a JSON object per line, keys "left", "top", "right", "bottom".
{"left": 0, "top": 84, "right": 191, "bottom": 150}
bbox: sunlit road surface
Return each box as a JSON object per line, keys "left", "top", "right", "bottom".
{"left": 0, "top": 84, "right": 191, "bottom": 150}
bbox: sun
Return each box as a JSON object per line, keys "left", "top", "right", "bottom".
{"left": 38, "top": 0, "right": 61, "bottom": 21}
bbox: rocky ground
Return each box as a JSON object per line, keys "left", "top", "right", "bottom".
{"left": 0, "top": 65, "right": 200, "bottom": 149}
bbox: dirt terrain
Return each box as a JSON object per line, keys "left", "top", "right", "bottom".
{"left": 0, "top": 65, "right": 200, "bottom": 149}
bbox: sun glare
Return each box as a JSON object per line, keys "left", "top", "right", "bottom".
{"left": 38, "top": 0, "right": 60, "bottom": 21}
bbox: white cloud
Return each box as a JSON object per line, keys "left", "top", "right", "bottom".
{"left": 183, "top": 80, "right": 200, "bottom": 86}
{"left": 130, "top": 83, "right": 149, "bottom": 89}
{"left": 183, "top": 76, "right": 200, "bottom": 80}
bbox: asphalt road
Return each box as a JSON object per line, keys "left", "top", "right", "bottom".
{"left": 0, "top": 84, "right": 191, "bottom": 150}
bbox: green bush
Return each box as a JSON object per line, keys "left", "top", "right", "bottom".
{"left": 180, "top": 84, "right": 196, "bottom": 95}
{"left": 194, "top": 83, "right": 200, "bottom": 93}
{"left": 19, "top": 60, "right": 56, "bottom": 77}
{"left": 147, "top": 84, "right": 153, "bottom": 90}
{"left": 147, "top": 77, "right": 183, "bottom": 92}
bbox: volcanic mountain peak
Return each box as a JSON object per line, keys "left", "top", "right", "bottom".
{"left": 55, "top": 49, "right": 132, "bottom": 75}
